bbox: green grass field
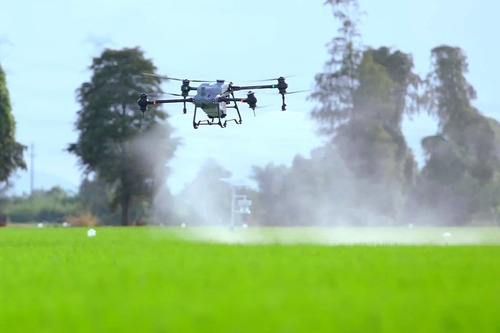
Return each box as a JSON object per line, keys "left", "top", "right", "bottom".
{"left": 1, "top": 227, "right": 500, "bottom": 332}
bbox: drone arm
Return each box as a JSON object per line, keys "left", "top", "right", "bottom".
{"left": 220, "top": 98, "right": 247, "bottom": 103}
{"left": 152, "top": 98, "right": 194, "bottom": 104}
{"left": 231, "top": 84, "right": 275, "bottom": 91}
{"left": 151, "top": 98, "right": 194, "bottom": 114}
{"left": 138, "top": 93, "right": 193, "bottom": 112}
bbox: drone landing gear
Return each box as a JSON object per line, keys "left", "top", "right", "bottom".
{"left": 226, "top": 95, "right": 243, "bottom": 126}
{"left": 192, "top": 103, "right": 242, "bottom": 129}
{"left": 192, "top": 106, "right": 226, "bottom": 129}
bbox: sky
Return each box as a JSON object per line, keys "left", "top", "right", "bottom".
{"left": 0, "top": 0, "right": 498, "bottom": 195}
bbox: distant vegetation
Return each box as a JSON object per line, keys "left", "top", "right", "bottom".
{"left": 3, "top": 187, "right": 80, "bottom": 224}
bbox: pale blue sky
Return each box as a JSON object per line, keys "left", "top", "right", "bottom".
{"left": 1, "top": 0, "right": 498, "bottom": 194}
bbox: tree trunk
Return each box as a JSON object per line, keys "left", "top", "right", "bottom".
{"left": 121, "top": 194, "right": 130, "bottom": 226}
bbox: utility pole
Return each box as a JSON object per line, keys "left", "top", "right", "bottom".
{"left": 30, "top": 143, "right": 34, "bottom": 196}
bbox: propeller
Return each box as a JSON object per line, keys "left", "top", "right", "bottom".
{"left": 254, "top": 75, "right": 294, "bottom": 82}
{"left": 133, "top": 90, "right": 182, "bottom": 99}
{"left": 142, "top": 73, "right": 212, "bottom": 83}
{"left": 163, "top": 92, "right": 184, "bottom": 97}
{"left": 283, "top": 89, "right": 310, "bottom": 95}
{"left": 261, "top": 89, "right": 310, "bottom": 95}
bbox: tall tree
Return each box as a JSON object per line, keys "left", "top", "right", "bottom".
{"left": 411, "top": 46, "right": 500, "bottom": 225}
{"left": 0, "top": 62, "right": 26, "bottom": 189}
{"left": 68, "top": 47, "right": 178, "bottom": 225}
{"left": 310, "top": 0, "right": 419, "bottom": 222}
{"left": 310, "top": 0, "right": 363, "bottom": 134}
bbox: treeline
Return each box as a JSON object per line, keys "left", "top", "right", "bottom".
{"left": 1, "top": 161, "right": 230, "bottom": 225}
{"left": 2, "top": 187, "right": 78, "bottom": 223}
{"left": 247, "top": 2, "right": 500, "bottom": 226}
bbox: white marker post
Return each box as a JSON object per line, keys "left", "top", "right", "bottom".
{"left": 220, "top": 178, "right": 252, "bottom": 229}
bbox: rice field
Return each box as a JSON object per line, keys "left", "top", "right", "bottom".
{"left": 1, "top": 226, "right": 499, "bottom": 332}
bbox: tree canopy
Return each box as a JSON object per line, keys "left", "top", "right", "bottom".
{"left": 0, "top": 62, "right": 26, "bottom": 190}
{"left": 68, "top": 47, "right": 179, "bottom": 225}
{"left": 409, "top": 46, "right": 500, "bottom": 225}
{"left": 308, "top": 0, "right": 420, "bottom": 222}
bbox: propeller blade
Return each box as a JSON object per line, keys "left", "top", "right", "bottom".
{"left": 133, "top": 89, "right": 183, "bottom": 98}
{"left": 283, "top": 89, "right": 310, "bottom": 95}
{"left": 142, "top": 72, "right": 172, "bottom": 80}
{"left": 254, "top": 75, "right": 294, "bottom": 82}
{"left": 259, "top": 89, "right": 310, "bottom": 96}
{"left": 188, "top": 79, "right": 213, "bottom": 83}
{"left": 142, "top": 73, "right": 212, "bottom": 83}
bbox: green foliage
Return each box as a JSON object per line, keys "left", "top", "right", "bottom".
{"left": 312, "top": 47, "right": 419, "bottom": 222}
{"left": 0, "top": 62, "right": 26, "bottom": 188}
{"left": 411, "top": 46, "right": 500, "bottom": 225}
{"left": 1, "top": 228, "right": 500, "bottom": 332}
{"left": 339, "top": 48, "right": 418, "bottom": 175}
{"left": 68, "top": 47, "right": 178, "bottom": 225}
{"left": 257, "top": 4, "right": 498, "bottom": 226}
{"left": 76, "top": 175, "right": 122, "bottom": 225}
{"left": 309, "top": 1, "right": 419, "bottom": 223}
{"left": 4, "top": 187, "right": 79, "bottom": 223}
{"left": 424, "top": 45, "right": 478, "bottom": 129}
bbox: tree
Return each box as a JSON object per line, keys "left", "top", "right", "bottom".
{"left": 305, "top": 1, "right": 422, "bottom": 223}
{"left": 410, "top": 46, "right": 500, "bottom": 225}
{"left": 0, "top": 62, "right": 26, "bottom": 189}
{"left": 310, "top": 1, "right": 419, "bottom": 222}
{"left": 333, "top": 48, "right": 419, "bottom": 220}
{"left": 77, "top": 175, "right": 119, "bottom": 225}
{"left": 310, "top": 0, "right": 363, "bottom": 135}
{"left": 68, "top": 47, "right": 178, "bottom": 225}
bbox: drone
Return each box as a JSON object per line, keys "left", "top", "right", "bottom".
{"left": 137, "top": 75, "right": 291, "bottom": 129}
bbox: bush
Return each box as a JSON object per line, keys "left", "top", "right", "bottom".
{"left": 66, "top": 213, "right": 99, "bottom": 227}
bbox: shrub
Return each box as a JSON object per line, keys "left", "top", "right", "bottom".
{"left": 66, "top": 213, "right": 99, "bottom": 227}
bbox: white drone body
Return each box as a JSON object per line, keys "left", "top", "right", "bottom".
{"left": 193, "top": 80, "right": 230, "bottom": 119}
